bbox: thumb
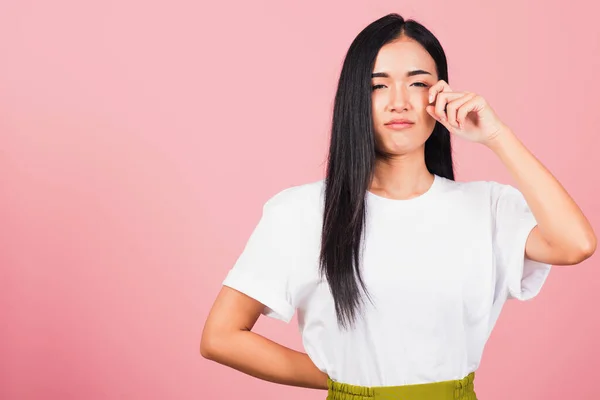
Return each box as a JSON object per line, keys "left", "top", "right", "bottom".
{"left": 426, "top": 105, "right": 449, "bottom": 129}
{"left": 426, "top": 105, "right": 438, "bottom": 119}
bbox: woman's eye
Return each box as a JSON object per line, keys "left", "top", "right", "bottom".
{"left": 372, "top": 83, "right": 428, "bottom": 91}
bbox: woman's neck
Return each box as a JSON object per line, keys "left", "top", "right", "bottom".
{"left": 369, "top": 154, "right": 434, "bottom": 200}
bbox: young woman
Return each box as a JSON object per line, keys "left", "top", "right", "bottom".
{"left": 200, "top": 13, "right": 596, "bottom": 399}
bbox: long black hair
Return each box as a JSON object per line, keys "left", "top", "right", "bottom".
{"left": 319, "top": 13, "right": 455, "bottom": 330}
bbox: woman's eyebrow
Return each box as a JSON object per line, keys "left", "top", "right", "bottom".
{"left": 371, "top": 69, "right": 433, "bottom": 78}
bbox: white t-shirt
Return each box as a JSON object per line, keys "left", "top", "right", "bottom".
{"left": 222, "top": 174, "right": 552, "bottom": 386}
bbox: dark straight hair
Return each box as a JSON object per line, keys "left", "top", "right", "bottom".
{"left": 319, "top": 13, "right": 455, "bottom": 330}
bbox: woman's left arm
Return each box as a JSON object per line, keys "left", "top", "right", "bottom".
{"left": 484, "top": 128, "right": 596, "bottom": 266}
{"left": 427, "top": 80, "right": 597, "bottom": 266}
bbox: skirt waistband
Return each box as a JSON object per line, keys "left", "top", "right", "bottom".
{"left": 326, "top": 372, "right": 477, "bottom": 400}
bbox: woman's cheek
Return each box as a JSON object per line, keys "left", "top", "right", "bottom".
{"left": 372, "top": 99, "right": 384, "bottom": 122}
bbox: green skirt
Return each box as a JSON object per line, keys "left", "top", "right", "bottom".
{"left": 326, "top": 372, "right": 477, "bottom": 400}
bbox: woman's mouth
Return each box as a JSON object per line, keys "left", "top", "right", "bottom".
{"left": 385, "top": 122, "right": 414, "bottom": 130}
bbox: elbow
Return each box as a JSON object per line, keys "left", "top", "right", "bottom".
{"left": 579, "top": 232, "right": 597, "bottom": 261}
{"left": 564, "top": 233, "right": 597, "bottom": 265}
{"left": 199, "top": 338, "right": 213, "bottom": 360}
{"left": 200, "top": 329, "right": 237, "bottom": 361}
{"left": 200, "top": 332, "right": 221, "bottom": 360}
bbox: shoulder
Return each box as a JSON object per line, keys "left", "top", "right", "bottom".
{"left": 433, "top": 176, "right": 526, "bottom": 213}
{"left": 435, "top": 175, "right": 515, "bottom": 199}
{"left": 263, "top": 179, "right": 325, "bottom": 216}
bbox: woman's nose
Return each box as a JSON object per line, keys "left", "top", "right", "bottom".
{"left": 386, "top": 85, "right": 410, "bottom": 111}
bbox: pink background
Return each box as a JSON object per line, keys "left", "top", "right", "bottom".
{"left": 1, "top": 1, "right": 598, "bottom": 399}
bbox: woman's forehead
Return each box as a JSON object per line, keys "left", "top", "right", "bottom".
{"left": 373, "top": 40, "right": 436, "bottom": 77}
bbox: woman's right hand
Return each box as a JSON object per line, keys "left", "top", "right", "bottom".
{"left": 201, "top": 286, "right": 329, "bottom": 390}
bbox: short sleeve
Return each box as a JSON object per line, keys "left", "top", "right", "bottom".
{"left": 222, "top": 193, "right": 297, "bottom": 323}
{"left": 491, "top": 182, "right": 552, "bottom": 301}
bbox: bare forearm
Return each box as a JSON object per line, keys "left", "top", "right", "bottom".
{"left": 203, "top": 330, "right": 328, "bottom": 390}
{"left": 485, "top": 127, "right": 596, "bottom": 253}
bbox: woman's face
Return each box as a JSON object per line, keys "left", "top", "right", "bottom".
{"left": 371, "top": 37, "right": 439, "bottom": 156}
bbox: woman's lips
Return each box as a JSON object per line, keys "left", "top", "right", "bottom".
{"left": 385, "top": 122, "right": 414, "bottom": 130}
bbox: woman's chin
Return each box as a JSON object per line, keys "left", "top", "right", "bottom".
{"left": 382, "top": 137, "right": 426, "bottom": 155}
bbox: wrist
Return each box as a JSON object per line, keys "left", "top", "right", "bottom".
{"left": 482, "top": 124, "right": 515, "bottom": 153}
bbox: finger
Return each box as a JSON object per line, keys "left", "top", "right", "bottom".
{"left": 446, "top": 93, "right": 476, "bottom": 128}
{"left": 434, "top": 92, "right": 464, "bottom": 122}
{"left": 426, "top": 104, "right": 441, "bottom": 123}
{"left": 426, "top": 104, "right": 452, "bottom": 130}
{"left": 426, "top": 104, "right": 440, "bottom": 121}
{"left": 428, "top": 80, "right": 452, "bottom": 104}
{"left": 456, "top": 95, "right": 485, "bottom": 128}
